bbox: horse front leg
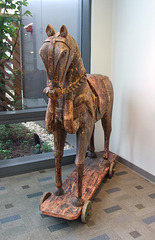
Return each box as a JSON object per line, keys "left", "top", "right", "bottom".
{"left": 72, "top": 122, "right": 94, "bottom": 207}
{"left": 53, "top": 127, "right": 67, "bottom": 196}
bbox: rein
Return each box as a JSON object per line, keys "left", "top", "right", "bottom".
{"left": 44, "top": 73, "right": 87, "bottom": 100}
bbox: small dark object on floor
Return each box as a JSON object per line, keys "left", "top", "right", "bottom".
{"left": 34, "top": 133, "right": 41, "bottom": 145}
{"left": 33, "top": 133, "right": 42, "bottom": 154}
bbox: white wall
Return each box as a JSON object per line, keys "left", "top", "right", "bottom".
{"left": 91, "top": 0, "right": 113, "bottom": 151}
{"left": 91, "top": 0, "right": 155, "bottom": 176}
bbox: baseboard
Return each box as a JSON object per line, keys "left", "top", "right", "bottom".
{"left": 1, "top": 151, "right": 154, "bottom": 184}
{"left": 117, "top": 155, "right": 155, "bottom": 184}
{"left": 0, "top": 148, "right": 76, "bottom": 178}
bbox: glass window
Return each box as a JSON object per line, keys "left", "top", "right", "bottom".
{"left": 21, "top": 0, "right": 82, "bottom": 109}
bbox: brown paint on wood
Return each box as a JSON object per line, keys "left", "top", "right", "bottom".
{"left": 40, "top": 25, "right": 114, "bottom": 207}
{"left": 40, "top": 152, "right": 117, "bottom": 220}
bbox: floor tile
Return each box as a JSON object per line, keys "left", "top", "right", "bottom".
{"left": 27, "top": 192, "right": 43, "bottom": 199}
{"left": 104, "top": 205, "right": 122, "bottom": 214}
{"left": 22, "top": 185, "right": 30, "bottom": 189}
{"left": 129, "top": 230, "right": 141, "bottom": 238}
{"left": 38, "top": 176, "right": 53, "bottom": 182}
{"left": 106, "top": 187, "right": 121, "bottom": 194}
{"left": 5, "top": 204, "right": 14, "bottom": 209}
{"left": 142, "top": 215, "right": 155, "bottom": 224}
{"left": 135, "top": 204, "right": 145, "bottom": 210}
{"left": 48, "top": 221, "right": 69, "bottom": 232}
{"left": 0, "top": 214, "right": 21, "bottom": 224}
{"left": 93, "top": 197, "right": 102, "bottom": 203}
{"left": 89, "top": 233, "right": 110, "bottom": 240}
{"left": 115, "top": 171, "right": 128, "bottom": 176}
{"left": 0, "top": 160, "right": 154, "bottom": 240}
{"left": 148, "top": 193, "right": 155, "bottom": 199}
{"left": 135, "top": 185, "right": 143, "bottom": 190}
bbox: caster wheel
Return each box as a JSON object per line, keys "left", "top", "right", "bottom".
{"left": 39, "top": 192, "right": 51, "bottom": 210}
{"left": 109, "top": 161, "right": 116, "bottom": 178}
{"left": 81, "top": 200, "right": 92, "bottom": 223}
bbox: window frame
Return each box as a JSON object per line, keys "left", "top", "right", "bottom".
{"left": 0, "top": 0, "right": 91, "bottom": 177}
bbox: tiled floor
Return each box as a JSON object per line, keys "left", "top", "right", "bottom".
{"left": 0, "top": 159, "right": 155, "bottom": 240}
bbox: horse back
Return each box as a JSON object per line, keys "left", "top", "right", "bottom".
{"left": 86, "top": 74, "right": 113, "bottom": 116}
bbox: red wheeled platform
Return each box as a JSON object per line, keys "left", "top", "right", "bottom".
{"left": 40, "top": 152, "right": 117, "bottom": 223}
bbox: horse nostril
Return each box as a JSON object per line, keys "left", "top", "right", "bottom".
{"left": 43, "top": 87, "right": 49, "bottom": 95}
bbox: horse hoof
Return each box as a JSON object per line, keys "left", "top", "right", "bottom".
{"left": 72, "top": 197, "right": 84, "bottom": 207}
{"left": 87, "top": 151, "right": 97, "bottom": 158}
{"left": 103, "top": 152, "right": 109, "bottom": 160}
{"left": 53, "top": 187, "right": 64, "bottom": 196}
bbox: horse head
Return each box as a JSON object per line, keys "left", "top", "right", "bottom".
{"left": 40, "top": 24, "right": 87, "bottom": 134}
{"left": 40, "top": 25, "right": 77, "bottom": 100}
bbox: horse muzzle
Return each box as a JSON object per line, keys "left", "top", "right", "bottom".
{"left": 43, "top": 87, "right": 64, "bottom": 100}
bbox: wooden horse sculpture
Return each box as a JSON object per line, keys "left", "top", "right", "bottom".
{"left": 40, "top": 25, "right": 113, "bottom": 207}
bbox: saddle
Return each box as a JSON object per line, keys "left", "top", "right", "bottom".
{"left": 86, "top": 74, "right": 108, "bottom": 115}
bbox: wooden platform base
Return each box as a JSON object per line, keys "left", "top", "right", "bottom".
{"left": 40, "top": 152, "right": 117, "bottom": 221}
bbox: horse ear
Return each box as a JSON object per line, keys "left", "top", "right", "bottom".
{"left": 60, "top": 25, "right": 68, "bottom": 37}
{"left": 46, "top": 24, "right": 55, "bottom": 37}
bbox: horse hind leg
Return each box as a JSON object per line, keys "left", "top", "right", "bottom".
{"left": 88, "top": 126, "right": 97, "bottom": 158}
{"left": 101, "top": 109, "right": 112, "bottom": 160}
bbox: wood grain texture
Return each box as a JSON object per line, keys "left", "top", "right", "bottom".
{"left": 40, "top": 152, "right": 117, "bottom": 220}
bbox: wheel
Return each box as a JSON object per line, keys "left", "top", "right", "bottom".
{"left": 109, "top": 161, "right": 116, "bottom": 178}
{"left": 81, "top": 200, "right": 92, "bottom": 223}
{"left": 39, "top": 192, "right": 51, "bottom": 210}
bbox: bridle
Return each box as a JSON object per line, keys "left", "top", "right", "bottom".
{"left": 43, "top": 36, "right": 86, "bottom": 100}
